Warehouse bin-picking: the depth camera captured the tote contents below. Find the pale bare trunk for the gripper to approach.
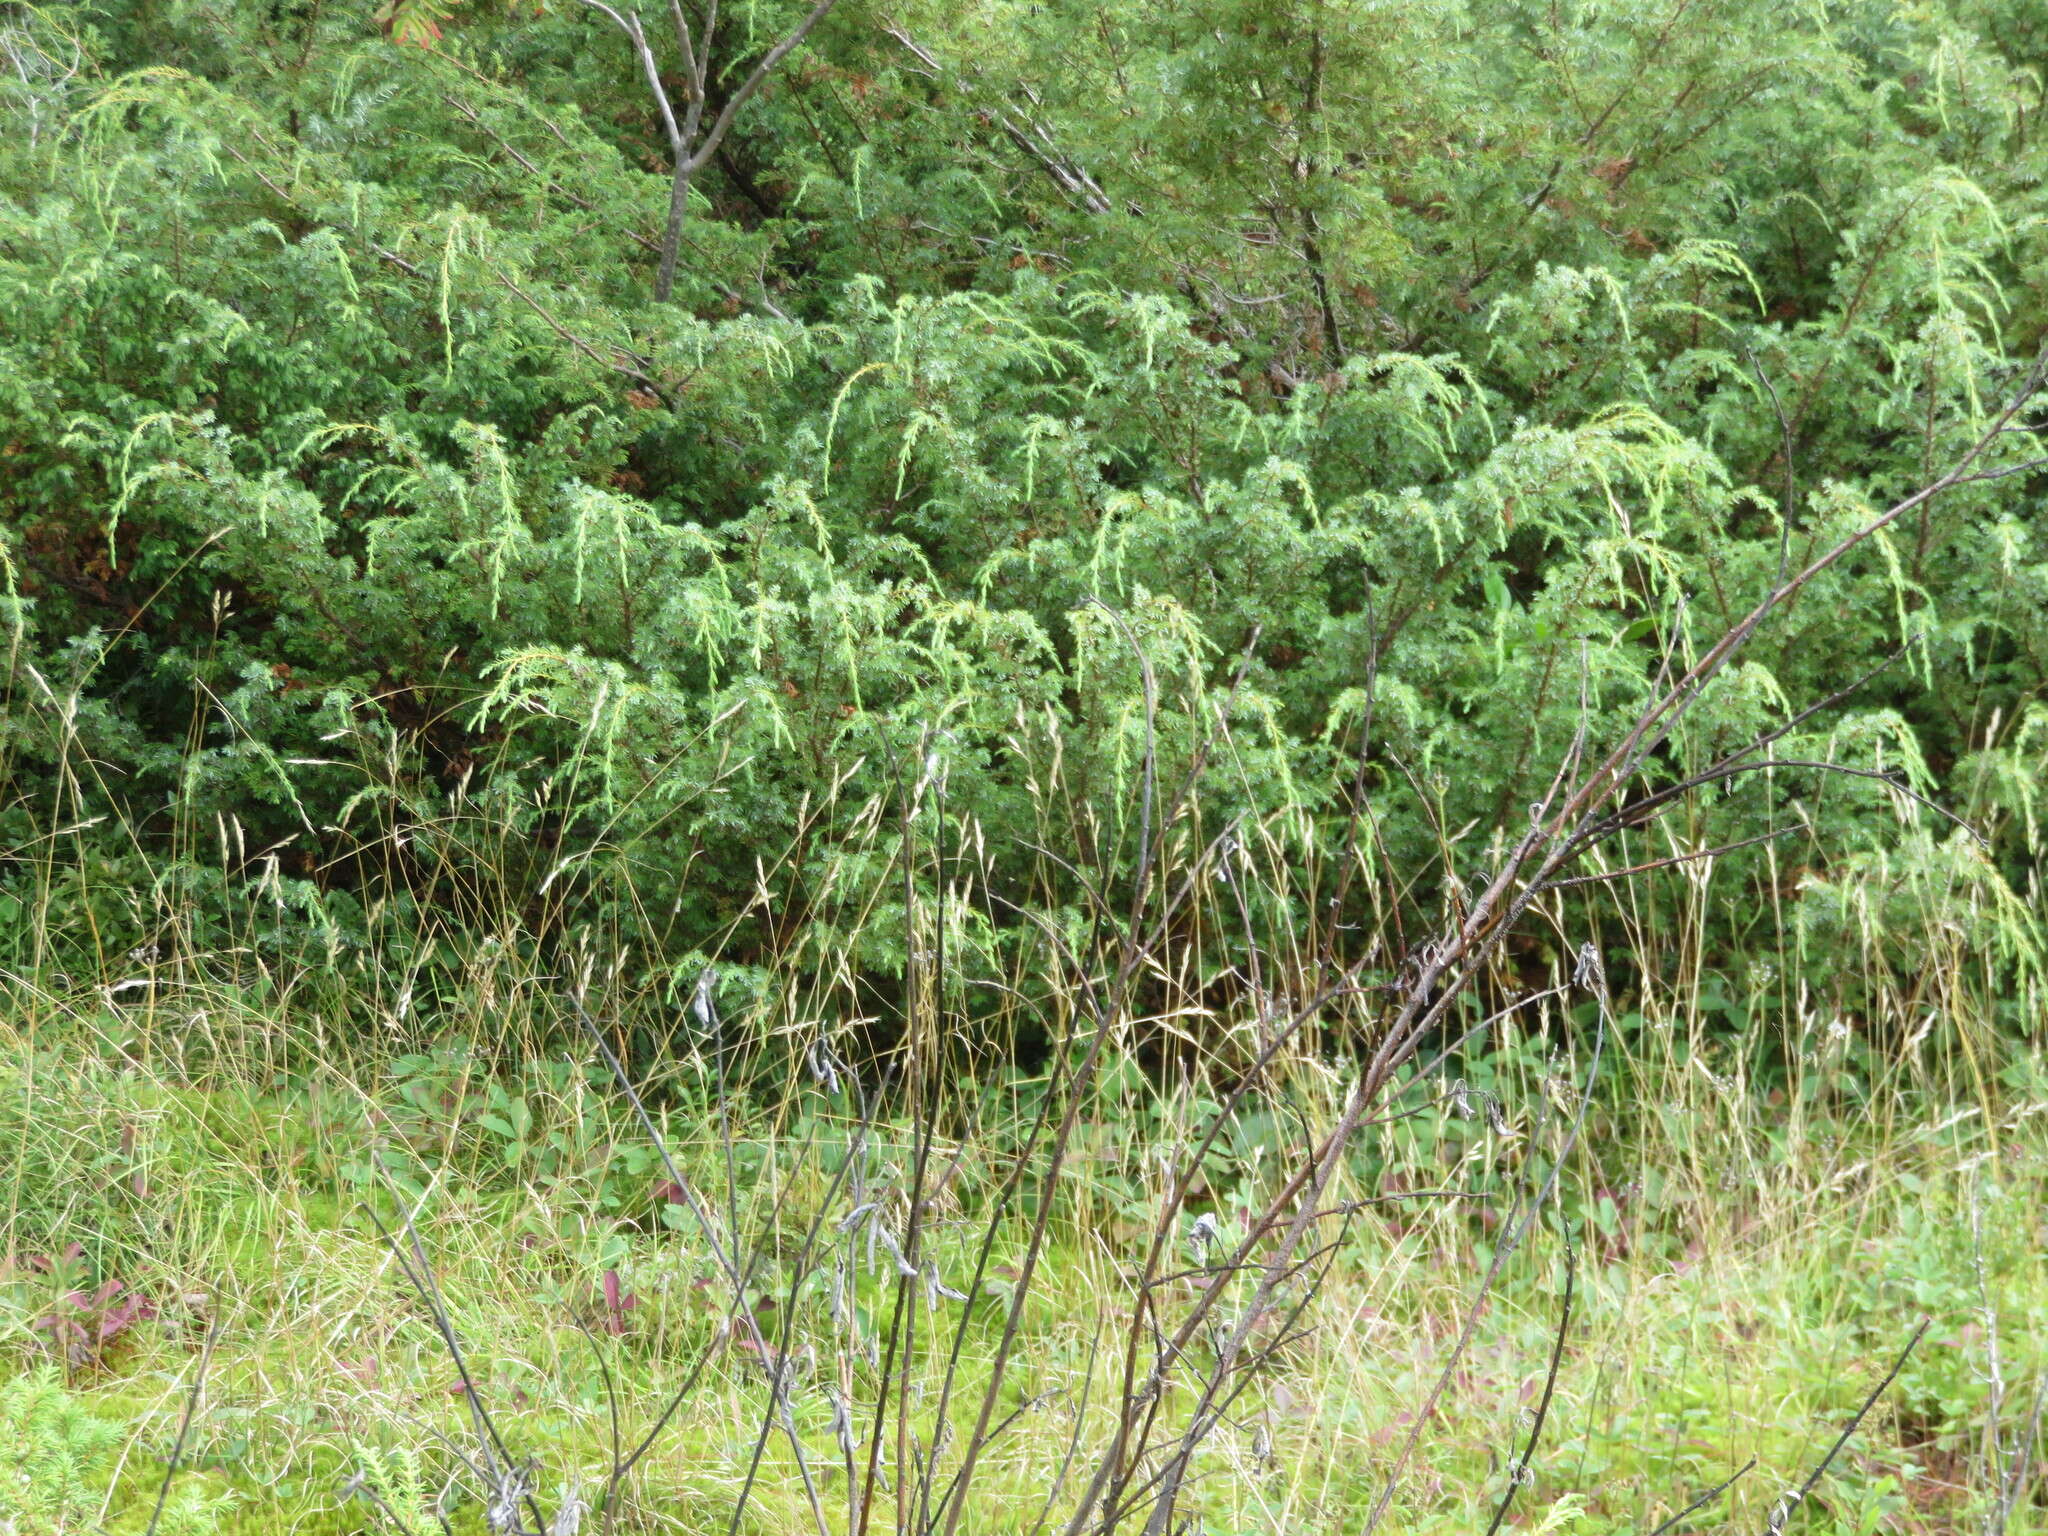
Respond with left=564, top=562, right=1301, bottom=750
left=654, top=161, right=693, bottom=302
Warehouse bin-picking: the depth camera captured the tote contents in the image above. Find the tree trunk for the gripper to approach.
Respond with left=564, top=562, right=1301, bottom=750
left=654, top=160, right=694, bottom=302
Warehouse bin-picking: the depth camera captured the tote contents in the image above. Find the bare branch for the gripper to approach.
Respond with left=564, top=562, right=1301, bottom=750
left=883, top=26, right=1114, bottom=214
left=682, top=0, right=841, bottom=176
left=1648, top=1458, right=1758, bottom=1536
left=143, top=1320, right=224, bottom=1536
left=1765, top=1320, right=1932, bottom=1536
left=1481, top=1227, right=1576, bottom=1536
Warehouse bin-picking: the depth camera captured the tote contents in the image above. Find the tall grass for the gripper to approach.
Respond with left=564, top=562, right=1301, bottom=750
left=1, top=935, right=2042, bottom=1535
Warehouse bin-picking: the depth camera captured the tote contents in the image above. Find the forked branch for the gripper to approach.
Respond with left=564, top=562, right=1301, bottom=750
left=578, top=0, right=842, bottom=299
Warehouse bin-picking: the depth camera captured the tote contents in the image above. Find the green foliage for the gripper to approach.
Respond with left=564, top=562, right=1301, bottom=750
left=3, top=0, right=2048, bottom=1034
left=0, top=1370, right=120, bottom=1534
left=0, top=1368, right=233, bottom=1535
left=350, top=1446, right=447, bottom=1536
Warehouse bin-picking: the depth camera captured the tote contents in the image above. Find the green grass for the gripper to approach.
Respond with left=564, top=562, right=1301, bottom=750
left=2, top=974, right=2043, bottom=1536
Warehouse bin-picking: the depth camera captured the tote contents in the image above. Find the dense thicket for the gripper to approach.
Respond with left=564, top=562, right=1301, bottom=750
left=4, top=0, right=2047, bottom=1033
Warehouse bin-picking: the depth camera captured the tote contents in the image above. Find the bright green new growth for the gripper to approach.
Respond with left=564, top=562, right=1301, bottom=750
left=0, top=1370, right=120, bottom=1535
left=0, top=1370, right=231, bottom=1536
left=350, top=1447, right=444, bottom=1536
left=4, top=0, right=2048, bottom=1027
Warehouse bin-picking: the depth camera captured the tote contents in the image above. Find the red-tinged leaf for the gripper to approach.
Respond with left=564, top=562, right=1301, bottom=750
left=600, top=1269, right=639, bottom=1334
left=25, top=1243, right=84, bottom=1275
left=99, top=1292, right=154, bottom=1341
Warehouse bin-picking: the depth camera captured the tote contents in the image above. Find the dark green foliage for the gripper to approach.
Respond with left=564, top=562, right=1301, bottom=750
left=3, top=0, right=2046, bottom=1029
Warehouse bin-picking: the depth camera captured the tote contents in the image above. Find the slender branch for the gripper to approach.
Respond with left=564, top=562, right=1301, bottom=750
left=578, top=1, right=686, bottom=158
left=1648, top=1458, right=1758, bottom=1536
left=1765, top=1319, right=1932, bottom=1536
left=682, top=0, right=840, bottom=176
left=1359, top=959, right=1610, bottom=1536
left=1481, top=1225, right=1576, bottom=1536
left=1545, top=823, right=1801, bottom=889
left=883, top=26, right=1115, bottom=214
left=142, top=1320, right=224, bottom=1536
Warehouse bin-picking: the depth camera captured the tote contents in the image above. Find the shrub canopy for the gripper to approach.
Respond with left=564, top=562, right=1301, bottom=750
left=4, top=0, right=2047, bottom=1030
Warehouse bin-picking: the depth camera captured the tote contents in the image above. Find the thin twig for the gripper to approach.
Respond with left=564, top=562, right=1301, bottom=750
left=1766, top=1319, right=1932, bottom=1536
left=1481, top=1224, right=1576, bottom=1536
left=142, top=1319, right=223, bottom=1536
left=1648, top=1457, right=1758, bottom=1536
